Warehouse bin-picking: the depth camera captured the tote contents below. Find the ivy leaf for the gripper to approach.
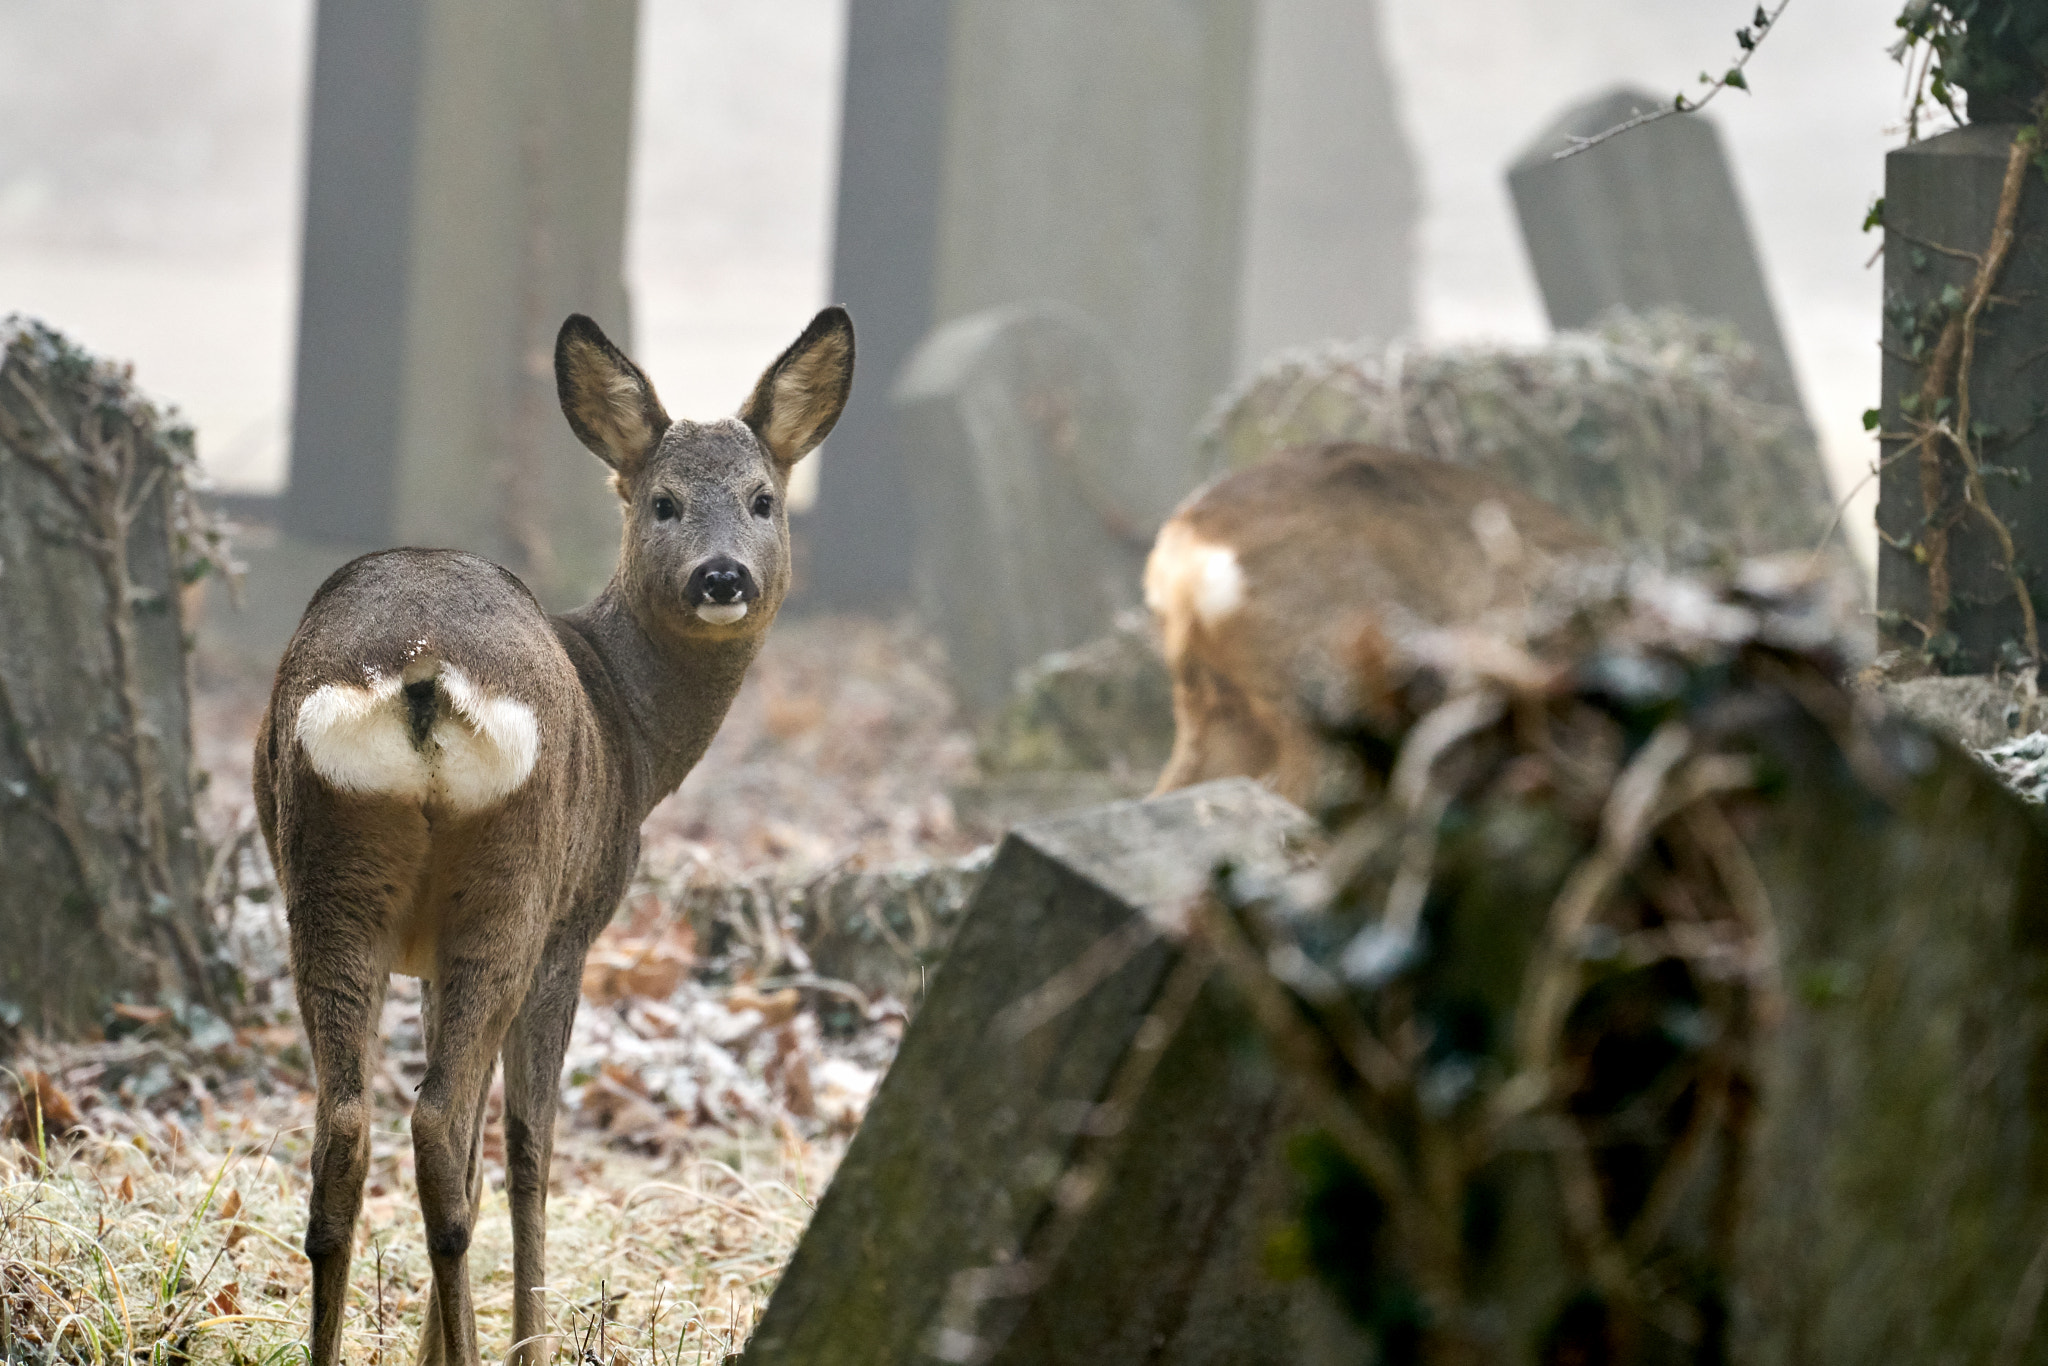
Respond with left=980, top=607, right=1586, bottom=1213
left=1736, top=26, right=1756, bottom=50
left=1863, top=408, right=1883, bottom=431
left=1863, top=197, right=1886, bottom=232
left=1724, top=68, right=1750, bottom=91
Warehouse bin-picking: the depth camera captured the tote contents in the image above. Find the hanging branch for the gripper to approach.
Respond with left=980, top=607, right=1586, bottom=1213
left=1553, top=1, right=1796, bottom=161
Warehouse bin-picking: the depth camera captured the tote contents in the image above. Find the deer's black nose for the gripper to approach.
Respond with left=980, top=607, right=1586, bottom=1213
left=687, top=556, right=756, bottom=605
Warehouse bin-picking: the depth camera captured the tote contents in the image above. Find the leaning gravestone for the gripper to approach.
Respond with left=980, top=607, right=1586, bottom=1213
left=742, top=779, right=1365, bottom=1366
left=283, top=0, right=636, bottom=610
left=0, top=320, right=232, bottom=1036
left=1508, top=87, right=1805, bottom=414
left=894, top=303, right=1157, bottom=721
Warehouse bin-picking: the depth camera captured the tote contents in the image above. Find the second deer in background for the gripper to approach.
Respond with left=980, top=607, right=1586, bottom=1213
left=1145, top=444, right=1602, bottom=807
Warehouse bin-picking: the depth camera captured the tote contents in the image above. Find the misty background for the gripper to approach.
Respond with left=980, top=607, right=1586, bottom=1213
left=0, top=0, right=1905, bottom=564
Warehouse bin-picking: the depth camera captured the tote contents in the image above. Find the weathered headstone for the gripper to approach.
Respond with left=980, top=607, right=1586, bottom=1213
left=927, top=0, right=1259, bottom=542
left=1874, top=122, right=2048, bottom=672
left=0, top=321, right=230, bottom=1036
left=1507, top=87, right=1805, bottom=413
left=1235, top=0, right=1419, bottom=368
left=742, top=779, right=1365, bottom=1366
left=1203, top=312, right=1845, bottom=570
left=284, top=0, right=636, bottom=609
left=802, top=0, right=956, bottom=610
left=893, top=303, right=1155, bottom=721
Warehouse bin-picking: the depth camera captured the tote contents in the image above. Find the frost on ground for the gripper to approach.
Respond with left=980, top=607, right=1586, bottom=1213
left=3, top=612, right=998, bottom=1362
left=1978, top=731, right=2048, bottom=805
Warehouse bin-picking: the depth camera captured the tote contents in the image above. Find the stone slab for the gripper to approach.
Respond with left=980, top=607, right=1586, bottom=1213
left=741, top=779, right=1360, bottom=1366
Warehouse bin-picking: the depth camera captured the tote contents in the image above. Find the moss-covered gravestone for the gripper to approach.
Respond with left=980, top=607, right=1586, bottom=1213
left=742, top=779, right=1366, bottom=1366
left=0, top=320, right=232, bottom=1037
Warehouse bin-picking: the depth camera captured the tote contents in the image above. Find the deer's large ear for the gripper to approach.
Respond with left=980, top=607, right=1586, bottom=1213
left=555, top=314, right=670, bottom=490
left=738, top=306, right=855, bottom=466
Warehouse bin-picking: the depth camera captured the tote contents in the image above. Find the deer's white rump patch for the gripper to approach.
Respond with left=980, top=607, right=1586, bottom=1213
left=296, top=664, right=539, bottom=813
left=433, top=665, right=540, bottom=810
left=1145, top=524, right=1245, bottom=627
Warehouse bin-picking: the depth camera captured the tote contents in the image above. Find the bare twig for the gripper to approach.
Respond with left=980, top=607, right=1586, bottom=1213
left=1553, top=0, right=1795, bottom=161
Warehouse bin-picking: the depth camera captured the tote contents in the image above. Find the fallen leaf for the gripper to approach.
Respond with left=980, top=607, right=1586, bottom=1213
left=5, top=1070, right=85, bottom=1142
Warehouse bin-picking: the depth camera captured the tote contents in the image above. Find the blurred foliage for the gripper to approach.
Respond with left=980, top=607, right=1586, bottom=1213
left=1206, top=560, right=1863, bottom=1362
left=1895, top=0, right=2048, bottom=130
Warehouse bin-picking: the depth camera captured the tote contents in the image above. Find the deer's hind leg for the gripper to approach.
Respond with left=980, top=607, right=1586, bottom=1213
left=501, top=910, right=607, bottom=1366
left=285, top=799, right=425, bottom=1366
left=410, top=840, right=556, bottom=1366
left=413, top=990, right=496, bottom=1366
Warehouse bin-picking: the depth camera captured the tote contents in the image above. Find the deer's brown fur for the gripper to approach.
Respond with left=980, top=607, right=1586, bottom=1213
left=1145, top=443, right=1600, bottom=806
left=254, top=308, right=853, bottom=1366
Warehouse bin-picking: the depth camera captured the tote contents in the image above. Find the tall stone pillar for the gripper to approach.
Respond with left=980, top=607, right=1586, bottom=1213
left=930, top=1, right=1259, bottom=525
left=1875, top=122, right=2048, bottom=670
left=283, top=0, right=636, bottom=611
left=809, top=0, right=1422, bottom=611
left=803, top=0, right=956, bottom=609
left=1235, top=0, right=1418, bottom=369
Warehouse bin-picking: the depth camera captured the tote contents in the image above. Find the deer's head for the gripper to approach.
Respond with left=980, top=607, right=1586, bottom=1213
left=553, top=308, right=854, bottom=642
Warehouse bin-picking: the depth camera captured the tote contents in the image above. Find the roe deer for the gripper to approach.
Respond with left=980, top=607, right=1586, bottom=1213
left=1144, top=443, right=1599, bottom=807
left=253, top=307, right=853, bottom=1366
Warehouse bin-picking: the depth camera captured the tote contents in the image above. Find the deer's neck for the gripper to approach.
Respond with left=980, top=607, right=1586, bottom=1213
left=559, top=587, right=762, bottom=819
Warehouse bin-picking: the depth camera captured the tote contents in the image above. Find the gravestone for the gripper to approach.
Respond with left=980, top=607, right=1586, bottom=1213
left=283, top=0, right=636, bottom=610
left=802, top=0, right=956, bottom=609
left=927, top=0, right=1259, bottom=549
left=893, top=303, right=1155, bottom=721
left=1235, top=0, right=1418, bottom=369
left=806, top=0, right=1419, bottom=607
left=1203, top=312, right=1845, bottom=570
left=0, top=321, right=227, bottom=1036
left=1507, top=87, right=1805, bottom=413
left=1874, top=122, right=2048, bottom=671
left=742, top=779, right=1364, bottom=1366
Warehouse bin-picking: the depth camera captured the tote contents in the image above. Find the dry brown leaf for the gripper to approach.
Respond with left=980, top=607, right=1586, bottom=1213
left=116, top=1172, right=136, bottom=1202
left=205, top=1281, right=241, bottom=1317
left=727, top=986, right=800, bottom=1028
left=216, top=1187, right=242, bottom=1221
left=5, top=1069, right=85, bottom=1142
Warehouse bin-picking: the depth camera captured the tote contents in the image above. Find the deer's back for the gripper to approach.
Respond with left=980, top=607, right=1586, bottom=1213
left=255, top=550, right=629, bottom=924
left=1145, top=444, right=1601, bottom=802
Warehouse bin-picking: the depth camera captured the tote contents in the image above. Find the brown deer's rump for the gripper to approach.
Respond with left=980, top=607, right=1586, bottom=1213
left=1146, top=444, right=1603, bottom=806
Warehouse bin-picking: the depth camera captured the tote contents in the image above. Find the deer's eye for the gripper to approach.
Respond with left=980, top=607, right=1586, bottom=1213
left=652, top=495, right=679, bottom=522
left=751, top=492, right=775, bottom=519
